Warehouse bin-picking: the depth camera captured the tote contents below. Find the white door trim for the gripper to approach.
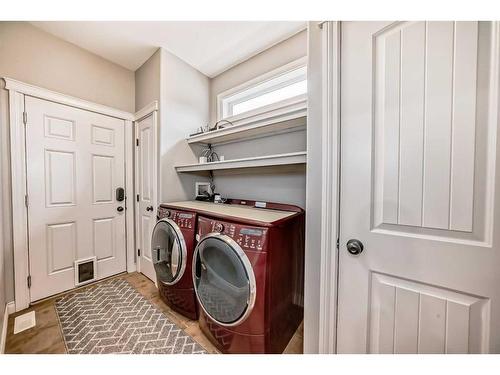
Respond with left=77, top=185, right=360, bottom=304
left=4, top=78, right=135, bottom=312
left=135, top=100, right=159, bottom=121
left=317, top=21, right=341, bottom=354
left=134, top=102, right=159, bottom=277
left=125, top=118, right=136, bottom=274
left=1, top=301, right=16, bottom=353
left=304, top=21, right=341, bottom=354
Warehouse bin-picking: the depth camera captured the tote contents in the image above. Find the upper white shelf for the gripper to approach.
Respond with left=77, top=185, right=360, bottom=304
left=175, top=151, right=307, bottom=173
left=187, top=98, right=307, bottom=145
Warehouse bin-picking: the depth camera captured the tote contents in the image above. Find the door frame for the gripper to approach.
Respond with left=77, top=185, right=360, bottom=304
left=4, top=78, right=136, bottom=312
left=133, top=101, right=159, bottom=278
left=307, top=20, right=500, bottom=354
left=304, top=21, right=341, bottom=353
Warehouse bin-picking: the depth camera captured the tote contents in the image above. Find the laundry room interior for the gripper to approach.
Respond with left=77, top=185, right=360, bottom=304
left=2, top=6, right=500, bottom=363
left=0, top=20, right=309, bottom=355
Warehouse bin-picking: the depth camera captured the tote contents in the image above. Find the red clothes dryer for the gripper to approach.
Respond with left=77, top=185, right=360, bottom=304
left=169, top=200, right=304, bottom=354
left=151, top=205, right=198, bottom=320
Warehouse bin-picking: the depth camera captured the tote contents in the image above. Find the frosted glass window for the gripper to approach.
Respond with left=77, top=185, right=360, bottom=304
left=232, top=80, right=307, bottom=116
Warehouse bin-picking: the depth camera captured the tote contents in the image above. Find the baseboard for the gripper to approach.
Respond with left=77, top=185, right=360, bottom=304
left=1, top=301, right=15, bottom=354
left=7, top=302, right=15, bottom=315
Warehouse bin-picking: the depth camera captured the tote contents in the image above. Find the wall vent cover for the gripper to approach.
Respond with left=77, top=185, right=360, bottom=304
left=74, top=256, right=97, bottom=287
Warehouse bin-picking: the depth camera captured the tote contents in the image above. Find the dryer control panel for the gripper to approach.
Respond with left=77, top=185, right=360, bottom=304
left=198, top=216, right=268, bottom=252
left=158, top=207, right=195, bottom=230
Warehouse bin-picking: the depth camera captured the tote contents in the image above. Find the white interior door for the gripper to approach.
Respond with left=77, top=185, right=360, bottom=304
left=135, top=113, right=157, bottom=282
left=26, top=96, right=127, bottom=302
left=338, top=21, right=500, bottom=353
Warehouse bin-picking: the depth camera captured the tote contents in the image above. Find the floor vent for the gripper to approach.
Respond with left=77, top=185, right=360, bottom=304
left=13, top=311, right=36, bottom=334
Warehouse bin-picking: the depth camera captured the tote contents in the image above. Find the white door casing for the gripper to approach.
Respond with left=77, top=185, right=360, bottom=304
left=25, top=96, right=127, bottom=301
left=304, top=21, right=341, bottom=354
left=337, top=21, right=500, bottom=353
left=5, top=78, right=135, bottom=312
left=135, top=109, right=158, bottom=282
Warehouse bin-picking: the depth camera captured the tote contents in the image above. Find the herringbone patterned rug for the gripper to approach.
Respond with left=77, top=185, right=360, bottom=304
left=54, top=278, right=207, bottom=354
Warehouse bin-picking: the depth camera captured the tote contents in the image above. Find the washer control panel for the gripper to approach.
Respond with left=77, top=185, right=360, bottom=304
left=236, top=227, right=266, bottom=251
left=157, top=207, right=195, bottom=230
left=198, top=216, right=268, bottom=252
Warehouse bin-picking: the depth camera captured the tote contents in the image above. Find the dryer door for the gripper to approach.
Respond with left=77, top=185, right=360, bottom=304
left=151, top=219, right=187, bottom=285
left=193, top=233, right=257, bottom=326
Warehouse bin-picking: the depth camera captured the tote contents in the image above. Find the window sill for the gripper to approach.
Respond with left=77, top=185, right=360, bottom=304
left=188, top=96, right=307, bottom=145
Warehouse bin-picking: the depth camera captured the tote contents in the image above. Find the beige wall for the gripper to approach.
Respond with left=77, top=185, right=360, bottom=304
left=0, top=22, right=135, bottom=111
left=135, top=48, right=161, bottom=112
left=0, top=21, right=136, bottom=304
left=207, top=29, right=308, bottom=208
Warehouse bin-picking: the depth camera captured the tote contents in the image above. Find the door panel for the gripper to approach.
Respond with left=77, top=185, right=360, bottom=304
left=93, top=218, right=115, bottom=260
left=338, top=21, right=500, bottom=353
left=92, top=155, right=114, bottom=203
left=136, top=113, right=157, bottom=282
left=369, top=273, right=489, bottom=353
left=26, top=96, right=127, bottom=302
left=44, top=150, right=76, bottom=206
left=372, top=21, right=489, bottom=242
left=46, top=222, right=76, bottom=274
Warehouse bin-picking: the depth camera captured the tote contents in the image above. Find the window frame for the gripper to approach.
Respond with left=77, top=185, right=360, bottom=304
left=216, top=57, right=307, bottom=122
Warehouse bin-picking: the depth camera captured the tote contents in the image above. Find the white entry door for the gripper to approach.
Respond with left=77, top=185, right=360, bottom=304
left=26, top=96, right=127, bottom=302
left=135, top=113, right=157, bottom=282
left=338, top=21, right=500, bottom=353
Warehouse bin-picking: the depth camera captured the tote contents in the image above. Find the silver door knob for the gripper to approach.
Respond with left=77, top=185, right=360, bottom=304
left=346, top=239, right=364, bottom=255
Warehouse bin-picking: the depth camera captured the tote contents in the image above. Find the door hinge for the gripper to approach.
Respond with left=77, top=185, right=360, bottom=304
left=136, top=139, right=139, bottom=146
left=137, top=249, right=141, bottom=257
left=336, top=238, right=340, bottom=250
left=24, top=194, right=29, bottom=207
left=136, top=194, right=139, bottom=202
left=23, top=111, right=27, bottom=125
left=27, top=275, right=32, bottom=289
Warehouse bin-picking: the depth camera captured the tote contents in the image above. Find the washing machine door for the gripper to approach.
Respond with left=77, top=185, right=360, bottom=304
left=151, top=219, right=187, bottom=285
left=193, top=233, right=257, bottom=326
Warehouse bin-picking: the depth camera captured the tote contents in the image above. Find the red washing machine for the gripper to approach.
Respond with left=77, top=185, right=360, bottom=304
left=151, top=205, right=199, bottom=320
left=167, top=199, right=304, bottom=354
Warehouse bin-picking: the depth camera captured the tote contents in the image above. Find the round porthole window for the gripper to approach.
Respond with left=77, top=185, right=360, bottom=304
left=193, top=233, right=256, bottom=326
left=151, top=219, right=187, bottom=285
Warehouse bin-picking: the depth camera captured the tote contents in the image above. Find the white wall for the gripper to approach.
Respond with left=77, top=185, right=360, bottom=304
left=159, top=49, right=210, bottom=202
left=0, top=21, right=136, bottom=307
left=208, top=29, right=307, bottom=208
left=209, top=30, right=307, bottom=123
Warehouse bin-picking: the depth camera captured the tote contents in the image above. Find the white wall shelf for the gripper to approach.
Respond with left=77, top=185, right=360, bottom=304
left=187, top=97, right=307, bottom=145
left=175, top=151, right=307, bottom=173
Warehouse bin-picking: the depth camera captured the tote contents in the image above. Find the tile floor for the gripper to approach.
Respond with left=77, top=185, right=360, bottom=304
left=4, top=272, right=303, bottom=354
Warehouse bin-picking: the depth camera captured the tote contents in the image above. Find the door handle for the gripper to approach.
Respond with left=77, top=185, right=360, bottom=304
left=346, top=239, right=364, bottom=255
left=146, top=206, right=154, bottom=212
left=117, top=206, right=124, bottom=212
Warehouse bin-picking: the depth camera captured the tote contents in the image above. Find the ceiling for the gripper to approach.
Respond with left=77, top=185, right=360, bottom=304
left=30, top=21, right=306, bottom=78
